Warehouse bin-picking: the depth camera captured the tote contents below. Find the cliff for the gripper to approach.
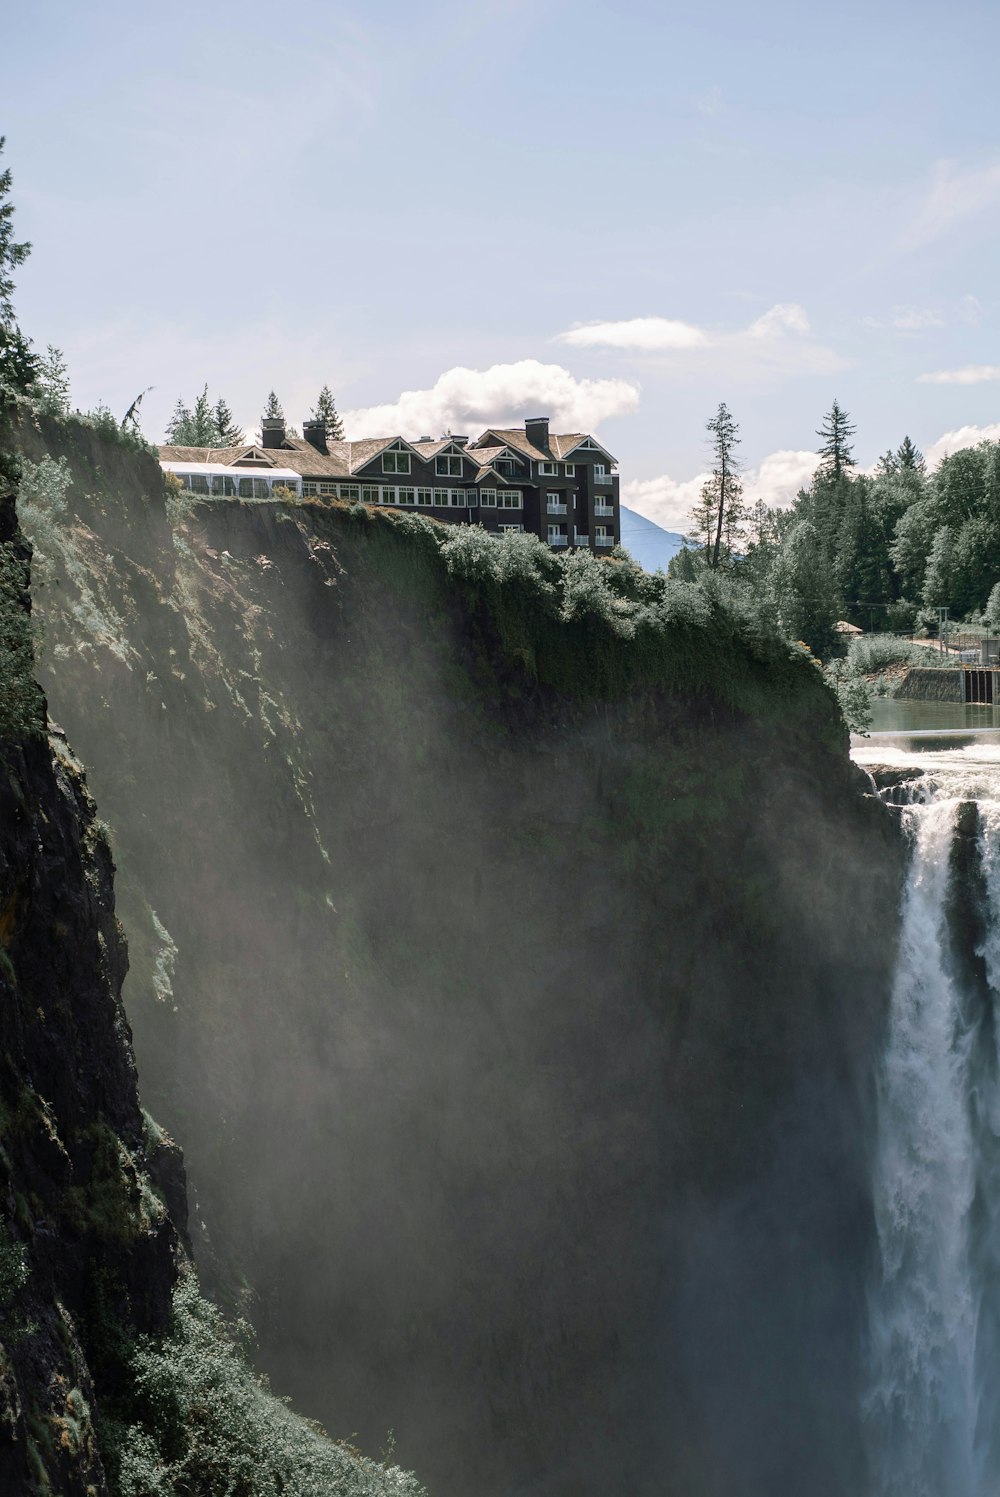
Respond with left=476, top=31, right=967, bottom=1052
left=11, top=404, right=904, bottom=1497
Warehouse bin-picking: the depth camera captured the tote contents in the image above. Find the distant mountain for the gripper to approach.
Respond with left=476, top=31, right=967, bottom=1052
left=618, top=504, right=688, bottom=573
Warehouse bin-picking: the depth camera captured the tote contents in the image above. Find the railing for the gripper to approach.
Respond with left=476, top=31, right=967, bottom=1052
left=546, top=501, right=567, bottom=515
left=574, top=532, right=590, bottom=547
left=593, top=470, right=615, bottom=486
left=548, top=534, right=569, bottom=548
left=594, top=503, right=614, bottom=517
left=595, top=534, right=614, bottom=548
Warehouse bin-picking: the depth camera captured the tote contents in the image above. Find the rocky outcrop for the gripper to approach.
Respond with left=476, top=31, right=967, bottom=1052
left=13, top=407, right=906, bottom=1497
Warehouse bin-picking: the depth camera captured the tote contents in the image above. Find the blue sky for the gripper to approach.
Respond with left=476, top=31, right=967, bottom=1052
left=7, top=0, right=1000, bottom=528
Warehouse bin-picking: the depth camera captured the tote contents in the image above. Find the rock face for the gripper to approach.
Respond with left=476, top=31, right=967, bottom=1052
left=14, top=408, right=905, bottom=1497
left=0, top=484, right=180, bottom=1490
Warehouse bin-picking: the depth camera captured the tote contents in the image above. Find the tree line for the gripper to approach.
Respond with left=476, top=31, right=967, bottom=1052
left=670, top=398, right=1000, bottom=653
left=164, top=386, right=345, bottom=448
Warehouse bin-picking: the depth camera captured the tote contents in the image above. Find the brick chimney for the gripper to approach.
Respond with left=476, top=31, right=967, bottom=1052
left=303, top=420, right=328, bottom=454
left=261, top=416, right=286, bottom=449
left=524, top=416, right=549, bottom=452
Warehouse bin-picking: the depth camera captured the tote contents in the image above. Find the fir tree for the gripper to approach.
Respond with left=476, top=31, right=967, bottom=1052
left=264, top=391, right=284, bottom=422
left=896, top=435, right=925, bottom=473
left=0, top=138, right=37, bottom=395
left=212, top=398, right=243, bottom=447
left=35, top=345, right=70, bottom=414
left=816, top=399, right=857, bottom=479
left=311, top=385, right=344, bottom=440
left=165, top=398, right=194, bottom=445
left=699, top=401, right=743, bottom=569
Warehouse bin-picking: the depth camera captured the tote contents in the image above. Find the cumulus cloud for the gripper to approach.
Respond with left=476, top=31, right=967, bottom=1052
left=925, top=424, right=1000, bottom=469
left=343, top=360, right=640, bottom=439
left=621, top=448, right=819, bottom=533
left=908, top=157, right=1000, bottom=247
left=918, top=364, right=1000, bottom=385
left=747, top=303, right=811, bottom=338
left=557, top=318, right=708, bottom=351
left=555, top=303, right=844, bottom=378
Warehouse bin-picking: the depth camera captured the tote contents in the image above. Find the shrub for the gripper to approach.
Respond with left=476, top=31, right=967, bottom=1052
left=0, top=540, right=43, bottom=741
left=846, top=633, right=956, bottom=674
left=103, top=1270, right=426, bottom=1497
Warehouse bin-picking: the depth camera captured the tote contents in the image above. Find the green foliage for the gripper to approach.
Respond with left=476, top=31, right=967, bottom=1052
left=263, top=390, right=283, bottom=422
left=845, top=633, right=956, bottom=674
left=822, top=659, right=872, bottom=734
left=104, top=1270, right=426, bottom=1497
left=311, top=385, right=344, bottom=441
left=816, top=399, right=856, bottom=479
left=33, top=346, right=70, bottom=415
left=0, top=538, right=43, bottom=740
left=166, top=387, right=244, bottom=448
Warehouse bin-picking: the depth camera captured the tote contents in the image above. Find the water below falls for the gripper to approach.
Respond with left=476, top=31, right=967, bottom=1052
left=854, top=739, right=1000, bottom=1495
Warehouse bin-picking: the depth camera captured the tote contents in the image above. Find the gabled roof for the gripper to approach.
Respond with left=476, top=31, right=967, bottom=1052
left=473, top=428, right=617, bottom=465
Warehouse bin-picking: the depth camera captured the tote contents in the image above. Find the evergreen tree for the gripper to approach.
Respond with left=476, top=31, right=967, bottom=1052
left=0, top=138, right=37, bottom=396
left=188, top=386, right=217, bottom=446
left=816, top=399, right=857, bottom=479
left=165, top=398, right=194, bottom=445
left=771, top=518, right=839, bottom=653
left=694, top=401, right=743, bottom=570
left=921, top=526, right=956, bottom=609
left=212, top=398, right=244, bottom=447
left=896, top=435, right=925, bottom=473
left=264, top=391, right=284, bottom=421
left=311, top=385, right=344, bottom=441
left=35, top=345, right=70, bottom=414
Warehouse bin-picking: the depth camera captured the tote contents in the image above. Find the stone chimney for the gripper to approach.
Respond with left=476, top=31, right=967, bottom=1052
left=524, top=416, right=549, bottom=452
left=261, top=416, right=286, bottom=449
left=303, top=420, right=328, bottom=454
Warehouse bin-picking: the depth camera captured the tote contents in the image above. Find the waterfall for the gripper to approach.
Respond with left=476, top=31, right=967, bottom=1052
left=860, top=743, right=1000, bottom=1496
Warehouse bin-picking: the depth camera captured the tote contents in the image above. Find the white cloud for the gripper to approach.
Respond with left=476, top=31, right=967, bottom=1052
left=925, top=424, right=1000, bottom=469
left=554, top=303, right=844, bottom=378
left=557, top=317, right=708, bottom=351
left=696, top=84, right=724, bottom=117
left=893, top=308, right=945, bottom=330
left=960, top=294, right=986, bottom=326
left=917, top=365, right=1000, bottom=385
left=343, top=360, right=640, bottom=439
left=747, top=303, right=811, bottom=338
left=622, top=448, right=819, bottom=533
left=908, top=157, right=1000, bottom=247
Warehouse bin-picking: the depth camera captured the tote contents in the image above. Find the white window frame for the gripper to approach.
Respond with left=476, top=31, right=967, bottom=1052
left=397, top=486, right=416, bottom=506
left=564, top=463, right=576, bottom=476
left=547, top=523, right=566, bottom=540
left=499, top=523, right=523, bottom=533
left=361, top=485, right=379, bottom=504
left=496, top=491, right=522, bottom=509
left=480, top=489, right=497, bottom=507
left=380, top=486, right=396, bottom=504
left=340, top=484, right=359, bottom=501
left=435, top=455, right=463, bottom=477
left=538, top=461, right=558, bottom=476
left=417, top=488, right=433, bottom=505
left=382, top=451, right=411, bottom=474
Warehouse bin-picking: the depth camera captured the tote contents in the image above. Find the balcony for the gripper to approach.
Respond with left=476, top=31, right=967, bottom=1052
left=546, top=501, right=567, bottom=515
left=593, top=470, right=616, bottom=486
left=574, top=532, right=590, bottom=547
left=595, top=534, right=614, bottom=548
left=594, top=503, right=614, bottom=517
left=548, top=534, right=569, bottom=548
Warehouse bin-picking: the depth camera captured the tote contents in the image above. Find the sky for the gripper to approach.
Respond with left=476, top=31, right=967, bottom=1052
left=6, top=0, right=1000, bottom=531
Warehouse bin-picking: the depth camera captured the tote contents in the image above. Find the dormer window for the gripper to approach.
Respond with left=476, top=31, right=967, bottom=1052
left=495, top=459, right=515, bottom=476
left=436, top=455, right=463, bottom=476
left=538, top=461, right=558, bottom=476
left=383, top=450, right=410, bottom=474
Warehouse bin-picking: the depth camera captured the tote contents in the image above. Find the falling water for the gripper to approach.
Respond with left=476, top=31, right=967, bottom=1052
left=855, top=740, right=1000, bottom=1496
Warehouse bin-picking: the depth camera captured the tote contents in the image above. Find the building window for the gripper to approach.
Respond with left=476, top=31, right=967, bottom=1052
left=361, top=485, right=379, bottom=504
left=495, top=459, right=515, bottom=475
left=238, top=477, right=254, bottom=498
left=189, top=474, right=209, bottom=494
left=497, top=491, right=522, bottom=508
left=319, top=482, right=337, bottom=495
left=499, top=523, right=523, bottom=532
left=303, top=480, right=319, bottom=497
left=417, top=488, right=434, bottom=505
left=380, top=487, right=395, bottom=504
left=480, top=489, right=497, bottom=506
left=397, top=487, right=416, bottom=505
left=451, top=490, right=469, bottom=507
left=436, top=455, right=463, bottom=476
left=253, top=478, right=271, bottom=499
left=341, top=484, right=359, bottom=501
left=538, top=461, right=557, bottom=476
left=383, top=451, right=410, bottom=474
left=564, top=463, right=576, bottom=476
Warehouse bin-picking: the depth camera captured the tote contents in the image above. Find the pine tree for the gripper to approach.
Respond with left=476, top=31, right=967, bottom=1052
left=311, top=385, right=344, bottom=441
left=699, top=401, right=743, bottom=570
left=35, top=345, right=70, bottom=414
left=816, top=399, right=857, bottom=480
left=165, top=398, right=194, bottom=445
left=0, top=138, right=37, bottom=396
left=188, top=386, right=217, bottom=446
left=896, top=435, right=925, bottom=473
left=212, top=398, right=243, bottom=447
left=264, top=391, right=284, bottom=421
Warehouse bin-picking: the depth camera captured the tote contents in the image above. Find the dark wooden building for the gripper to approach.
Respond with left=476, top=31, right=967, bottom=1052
left=159, top=414, right=620, bottom=551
